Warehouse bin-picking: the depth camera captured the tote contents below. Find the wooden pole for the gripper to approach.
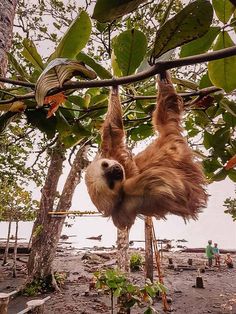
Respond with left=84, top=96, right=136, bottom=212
left=151, top=220, right=169, bottom=312
left=145, top=217, right=153, bottom=282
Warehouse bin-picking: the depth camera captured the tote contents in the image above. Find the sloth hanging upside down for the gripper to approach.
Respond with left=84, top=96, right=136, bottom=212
left=85, top=71, right=208, bottom=229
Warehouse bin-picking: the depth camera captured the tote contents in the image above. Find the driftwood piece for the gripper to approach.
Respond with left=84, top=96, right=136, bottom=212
left=0, top=291, right=17, bottom=314
left=17, top=296, right=51, bottom=314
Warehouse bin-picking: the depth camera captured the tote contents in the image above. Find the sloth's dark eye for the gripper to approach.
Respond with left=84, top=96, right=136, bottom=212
left=102, top=161, right=109, bottom=168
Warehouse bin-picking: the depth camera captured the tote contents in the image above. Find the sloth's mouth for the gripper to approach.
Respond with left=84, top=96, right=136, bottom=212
left=104, top=164, right=124, bottom=189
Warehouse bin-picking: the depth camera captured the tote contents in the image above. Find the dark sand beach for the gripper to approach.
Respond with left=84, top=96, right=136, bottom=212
left=0, top=246, right=236, bottom=314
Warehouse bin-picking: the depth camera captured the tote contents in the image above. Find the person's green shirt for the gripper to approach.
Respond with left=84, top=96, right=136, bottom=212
left=206, top=244, right=213, bottom=258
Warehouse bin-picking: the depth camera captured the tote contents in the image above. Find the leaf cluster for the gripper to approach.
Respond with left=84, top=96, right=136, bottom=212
left=94, top=268, right=166, bottom=312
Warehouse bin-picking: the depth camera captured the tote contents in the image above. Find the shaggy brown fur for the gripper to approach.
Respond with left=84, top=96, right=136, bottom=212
left=85, top=72, right=208, bottom=229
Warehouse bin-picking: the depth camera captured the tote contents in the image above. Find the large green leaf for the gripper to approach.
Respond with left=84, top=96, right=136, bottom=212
left=208, top=32, right=236, bottom=92
left=212, top=0, right=235, bottom=23
left=113, top=29, right=147, bottom=75
left=21, top=38, right=44, bottom=71
left=150, top=0, right=213, bottom=62
left=35, top=58, right=97, bottom=107
left=180, top=27, right=220, bottom=57
left=111, top=50, right=123, bottom=77
left=50, top=11, right=91, bottom=60
left=77, top=52, right=112, bottom=79
left=92, top=0, right=147, bottom=23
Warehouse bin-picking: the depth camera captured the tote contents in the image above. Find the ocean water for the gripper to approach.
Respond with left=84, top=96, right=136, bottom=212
left=0, top=180, right=235, bottom=251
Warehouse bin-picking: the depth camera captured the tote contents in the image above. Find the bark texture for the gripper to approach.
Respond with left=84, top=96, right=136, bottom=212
left=0, top=0, right=18, bottom=80
left=116, top=228, right=129, bottom=272
left=145, top=217, right=153, bottom=281
left=12, top=220, right=18, bottom=278
left=27, top=142, right=89, bottom=282
left=2, top=220, right=11, bottom=265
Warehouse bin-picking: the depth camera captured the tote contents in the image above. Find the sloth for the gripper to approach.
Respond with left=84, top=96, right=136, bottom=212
left=85, top=71, right=208, bottom=229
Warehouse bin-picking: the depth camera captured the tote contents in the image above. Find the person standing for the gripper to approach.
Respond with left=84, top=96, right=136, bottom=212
left=206, top=240, right=214, bottom=267
left=212, top=243, right=220, bottom=267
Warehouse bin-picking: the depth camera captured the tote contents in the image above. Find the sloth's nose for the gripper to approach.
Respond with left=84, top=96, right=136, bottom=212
left=113, top=164, right=121, bottom=171
left=105, top=164, right=124, bottom=180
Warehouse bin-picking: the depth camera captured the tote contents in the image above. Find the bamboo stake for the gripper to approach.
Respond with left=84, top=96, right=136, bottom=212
left=48, top=211, right=100, bottom=216
left=151, top=220, right=169, bottom=312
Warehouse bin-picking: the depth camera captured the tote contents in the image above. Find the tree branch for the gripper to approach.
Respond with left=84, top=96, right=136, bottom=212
left=0, top=46, right=235, bottom=103
left=122, top=86, right=222, bottom=104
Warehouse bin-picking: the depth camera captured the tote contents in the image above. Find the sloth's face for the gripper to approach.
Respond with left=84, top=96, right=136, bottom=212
left=85, top=158, right=125, bottom=215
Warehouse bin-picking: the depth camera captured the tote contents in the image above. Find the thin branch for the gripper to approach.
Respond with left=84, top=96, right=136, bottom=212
left=123, top=86, right=222, bottom=103
left=0, top=78, right=35, bottom=88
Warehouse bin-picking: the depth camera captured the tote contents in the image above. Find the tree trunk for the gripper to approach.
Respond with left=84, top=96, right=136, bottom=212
left=12, top=220, right=18, bottom=278
left=145, top=217, right=153, bottom=282
left=2, top=220, right=12, bottom=265
left=0, top=0, right=18, bottom=80
left=116, top=228, right=129, bottom=272
left=27, top=143, right=88, bottom=284
left=116, top=228, right=130, bottom=314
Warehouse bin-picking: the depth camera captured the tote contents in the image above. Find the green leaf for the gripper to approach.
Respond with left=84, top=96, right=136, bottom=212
left=50, top=11, right=91, bottom=60
left=90, top=94, right=108, bottom=107
left=113, top=287, right=123, bottom=297
left=113, top=29, right=147, bottom=75
left=212, top=0, right=235, bottom=23
left=62, top=135, right=85, bottom=148
left=199, top=72, right=213, bottom=89
left=203, top=158, right=222, bottom=173
left=151, top=0, right=213, bottom=61
left=210, top=169, right=227, bottom=181
left=180, top=27, right=220, bottom=57
left=22, top=38, right=44, bottom=71
left=68, top=95, right=87, bottom=108
left=213, top=127, right=230, bottom=151
left=194, top=111, right=209, bottom=127
left=208, top=32, right=236, bottom=92
left=111, top=50, right=123, bottom=77
left=92, top=0, right=147, bottom=23
left=56, top=111, right=72, bottom=137
left=172, top=77, right=198, bottom=90
left=26, top=109, right=56, bottom=139
left=223, top=112, right=236, bottom=127
left=228, top=169, right=236, bottom=182
left=220, top=99, right=236, bottom=117
left=77, top=52, right=112, bottom=79
left=72, top=122, right=90, bottom=137
left=0, top=112, right=17, bottom=133
left=130, top=124, right=153, bottom=141
left=203, top=131, right=214, bottom=149
left=7, top=53, right=30, bottom=80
